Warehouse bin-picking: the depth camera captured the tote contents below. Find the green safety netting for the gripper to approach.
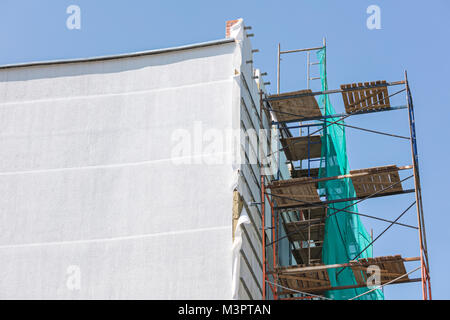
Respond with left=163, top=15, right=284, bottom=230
left=316, top=48, right=384, bottom=300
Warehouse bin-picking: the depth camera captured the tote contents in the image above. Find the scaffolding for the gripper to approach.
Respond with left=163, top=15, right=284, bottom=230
left=258, top=40, right=431, bottom=300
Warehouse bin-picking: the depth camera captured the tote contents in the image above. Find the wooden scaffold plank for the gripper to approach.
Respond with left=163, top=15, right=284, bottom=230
left=290, top=167, right=320, bottom=179
left=350, top=165, right=403, bottom=198
left=341, top=80, right=391, bottom=114
left=268, top=177, right=321, bottom=208
left=285, top=220, right=324, bottom=242
left=267, top=89, right=322, bottom=122
left=280, top=135, right=322, bottom=161
left=274, top=255, right=419, bottom=295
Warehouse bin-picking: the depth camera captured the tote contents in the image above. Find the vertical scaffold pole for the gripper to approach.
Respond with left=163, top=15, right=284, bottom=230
left=261, top=174, right=266, bottom=300
left=271, top=201, right=277, bottom=299
left=277, top=43, right=281, bottom=94
left=259, top=89, right=266, bottom=300
left=322, top=37, right=328, bottom=178
left=306, top=51, right=310, bottom=89
left=404, top=70, right=431, bottom=300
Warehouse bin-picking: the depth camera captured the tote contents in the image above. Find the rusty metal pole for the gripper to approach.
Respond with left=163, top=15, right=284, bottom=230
left=261, top=176, right=266, bottom=300
left=271, top=202, right=277, bottom=299
left=404, top=71, right=428, bottom=300
left=259, top=89, right=266, bottom=300
left=277, top=43, right=281, bottom=94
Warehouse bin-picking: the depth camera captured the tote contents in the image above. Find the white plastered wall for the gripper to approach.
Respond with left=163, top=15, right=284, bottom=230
left=0, top=41, right=239, bottom=299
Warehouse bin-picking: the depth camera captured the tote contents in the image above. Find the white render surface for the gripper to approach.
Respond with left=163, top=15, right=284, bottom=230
left=0, top=40, right=239, bottom=299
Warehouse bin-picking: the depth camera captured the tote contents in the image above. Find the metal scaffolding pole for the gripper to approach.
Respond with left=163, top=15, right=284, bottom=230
left=405, top=71, right=432, bottom=300
left=259, top=89, right=267, bottom=300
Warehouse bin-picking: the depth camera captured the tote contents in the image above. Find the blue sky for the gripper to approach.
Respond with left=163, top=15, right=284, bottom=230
left=1, top=0, right=449, bottom=300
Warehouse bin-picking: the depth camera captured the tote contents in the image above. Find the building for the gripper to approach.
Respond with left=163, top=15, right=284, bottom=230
left=0, top=19, right=288, bottom=299
left=0, top=19, right=430, bottom=300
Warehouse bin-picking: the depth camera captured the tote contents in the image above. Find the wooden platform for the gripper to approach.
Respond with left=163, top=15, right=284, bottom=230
left=286, top=207, right=326, bottom=265
left=268, top=177, right=320, bottom=208
left=351, top=256, right=411, bottom=289
left=280, top=135, right=322, bottom=161
left=268, top=89, right=322, bottom=123
left=292, top=246, right=323, bottom=266
left=301, top=207, right=327, bottom=220
left=341, top=81, right=391, bottom=114
left=350, top=165, right=403, bottom=198
left=279, top=207, right=326, bottom=219
left=290, top=167, right=320, bottom=179
left=285, top=220, right=325, bottom=243
left=276, top=262, right=330, bottom=295
left=275, top=255, right=419, bottom=295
